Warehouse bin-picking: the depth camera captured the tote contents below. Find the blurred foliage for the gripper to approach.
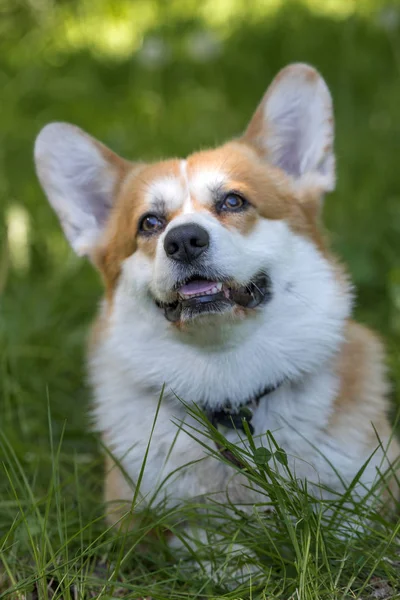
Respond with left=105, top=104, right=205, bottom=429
left=1, top=0, right=400, bottom=458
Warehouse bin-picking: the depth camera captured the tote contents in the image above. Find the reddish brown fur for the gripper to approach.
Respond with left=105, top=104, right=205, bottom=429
left=104, top=449, right=174, bottom=540
left=104, top=452, right=135, bottom=529
left=330, top=322, right=392, bottom=440
left=188, top=142, right=329, bottom=252
left=329, top=321, right=399, bottom=505
left=94, top=161, right=181, bottom=297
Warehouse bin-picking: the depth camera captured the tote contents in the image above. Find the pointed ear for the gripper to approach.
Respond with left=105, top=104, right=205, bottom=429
left=34, top=123, right=130, bottom=256
left=242, top=63, right=335, bottom=193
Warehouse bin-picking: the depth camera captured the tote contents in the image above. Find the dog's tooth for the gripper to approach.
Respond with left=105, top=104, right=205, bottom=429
left=216, top=282, right=222, bottom=291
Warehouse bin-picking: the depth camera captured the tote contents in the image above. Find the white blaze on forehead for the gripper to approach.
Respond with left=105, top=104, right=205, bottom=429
left=146, top=176, right=183, bottom=213
left=144, top=166, right=228, bottom=215
left=180, top=160, right=193, bottom=214
left=188, top=169, right=228, bottom=207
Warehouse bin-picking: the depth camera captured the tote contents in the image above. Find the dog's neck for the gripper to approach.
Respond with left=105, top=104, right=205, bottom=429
left=205, top=378, right=285, bottom=435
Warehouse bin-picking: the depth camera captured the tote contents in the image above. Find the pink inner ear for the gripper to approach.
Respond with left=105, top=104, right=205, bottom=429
left=241, top=64, right=334, bottom=192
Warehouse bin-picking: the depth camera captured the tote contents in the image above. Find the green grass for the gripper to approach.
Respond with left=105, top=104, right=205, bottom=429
left=1, top=402, right=400, bottom=599
left=1, top=0, right=400, bottom=597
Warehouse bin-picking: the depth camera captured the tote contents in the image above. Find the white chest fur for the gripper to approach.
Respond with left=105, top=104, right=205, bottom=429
left=91, top=329, right=384, bottom=509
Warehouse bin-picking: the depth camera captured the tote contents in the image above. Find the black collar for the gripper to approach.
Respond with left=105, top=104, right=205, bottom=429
left=205, top=380, right=283, bottom=435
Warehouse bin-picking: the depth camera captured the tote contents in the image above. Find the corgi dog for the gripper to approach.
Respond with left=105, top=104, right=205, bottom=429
left=35, top=64, right=399, bottom=557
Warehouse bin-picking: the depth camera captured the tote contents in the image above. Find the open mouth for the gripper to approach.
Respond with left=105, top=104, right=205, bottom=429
left=156, top=272, right=272, bottom=322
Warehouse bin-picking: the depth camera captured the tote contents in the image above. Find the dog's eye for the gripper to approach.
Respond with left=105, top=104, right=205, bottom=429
left=139, top=214, right=165, bottom=234
left=221, top=193, right=247, bottom=212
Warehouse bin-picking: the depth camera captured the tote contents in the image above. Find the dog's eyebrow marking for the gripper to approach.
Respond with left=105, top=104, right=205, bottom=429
left=189, top=169, right=227, bottom=207
left=180, top=160, right=193, bottom=214
left=146, top=176, right=182, bottom=213
left=151, top=198, right=167, bottom=215
left=208, top=181, right=225, bottom=201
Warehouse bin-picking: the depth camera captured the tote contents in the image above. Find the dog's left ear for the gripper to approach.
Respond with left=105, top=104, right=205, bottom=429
left=34, top=123, right=131, bottom=257
left=242, top=63, right=335, bottom=194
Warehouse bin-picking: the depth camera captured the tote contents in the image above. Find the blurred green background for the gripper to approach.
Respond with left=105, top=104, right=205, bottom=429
left=1, top=0, right=400, bottom=471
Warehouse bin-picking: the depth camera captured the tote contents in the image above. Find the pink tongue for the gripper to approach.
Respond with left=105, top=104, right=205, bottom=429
left=179, top=279, right=217, bottom=296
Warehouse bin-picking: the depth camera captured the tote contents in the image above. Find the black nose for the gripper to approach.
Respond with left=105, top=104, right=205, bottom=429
left=163, top=223, right=210, bottom=263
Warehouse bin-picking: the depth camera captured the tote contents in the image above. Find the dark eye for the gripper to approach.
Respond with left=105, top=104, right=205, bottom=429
left=139, top=214, right=165, bottom=234
left=221, top=193, right=247, bottom=212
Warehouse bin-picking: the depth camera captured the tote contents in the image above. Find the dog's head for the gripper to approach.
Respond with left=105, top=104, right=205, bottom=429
left=34, top=64, right=350, bottom=341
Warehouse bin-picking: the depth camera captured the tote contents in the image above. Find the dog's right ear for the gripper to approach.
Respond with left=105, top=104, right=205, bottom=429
left=34, top=123, right=130, bottom=257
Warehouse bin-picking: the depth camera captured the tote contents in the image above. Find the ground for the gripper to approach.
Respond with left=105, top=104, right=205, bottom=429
left=1, top=1, right=400, bottom=598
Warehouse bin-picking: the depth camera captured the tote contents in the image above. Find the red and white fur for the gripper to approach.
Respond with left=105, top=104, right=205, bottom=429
left=34, top=64, right=399, bottom=563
